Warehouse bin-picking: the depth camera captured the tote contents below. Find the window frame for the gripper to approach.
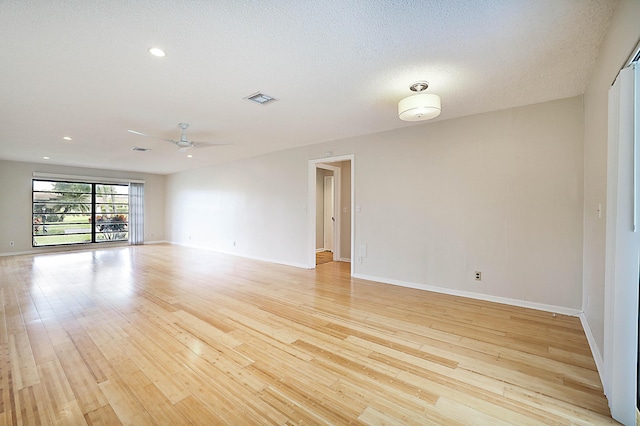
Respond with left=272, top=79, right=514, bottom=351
left=32, top=179, right=130, bottom=247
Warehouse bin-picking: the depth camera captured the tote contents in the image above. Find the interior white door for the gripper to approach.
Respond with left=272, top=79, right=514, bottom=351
left=604, top=62, right=639, bottom=426
left=323, top=175, right=334, bottom=251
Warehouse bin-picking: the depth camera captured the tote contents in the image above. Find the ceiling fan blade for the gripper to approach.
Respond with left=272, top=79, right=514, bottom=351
left=190, top=141, right=232, bottom=148
left=128, top=129, right=174, bottom=143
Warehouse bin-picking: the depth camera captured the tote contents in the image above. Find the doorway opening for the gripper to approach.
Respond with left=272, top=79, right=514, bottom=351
left=307, top=155, right=354, bottom=275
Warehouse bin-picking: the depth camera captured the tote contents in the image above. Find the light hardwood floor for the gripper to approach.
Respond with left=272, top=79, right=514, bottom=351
left=316, top=250, right=334, bottom=265
left=0, top=244, right=617, bottom=425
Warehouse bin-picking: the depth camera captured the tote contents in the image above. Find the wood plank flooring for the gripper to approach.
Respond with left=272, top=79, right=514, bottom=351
left=0, top=244, right=617, bottom=425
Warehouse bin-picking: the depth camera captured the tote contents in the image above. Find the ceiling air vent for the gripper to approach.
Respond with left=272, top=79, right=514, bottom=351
left=131, top=147, right=150, bottom=152
left=244, top=92, right=277, bottom=105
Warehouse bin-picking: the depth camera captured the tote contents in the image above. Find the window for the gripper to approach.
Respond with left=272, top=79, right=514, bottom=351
left=32, top=180, right=129, bottom=246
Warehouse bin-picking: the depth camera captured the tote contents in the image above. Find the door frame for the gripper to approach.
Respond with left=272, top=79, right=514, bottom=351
left=308, top=154, right=355, bottom=275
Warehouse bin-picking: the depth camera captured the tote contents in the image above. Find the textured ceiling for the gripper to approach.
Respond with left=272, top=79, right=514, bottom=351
left=0, top=0, right=617, bottom=175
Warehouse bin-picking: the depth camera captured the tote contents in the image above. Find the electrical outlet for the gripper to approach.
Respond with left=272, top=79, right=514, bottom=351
left=9, top=241, right=15, bottom=246
left=475, top=271, right=482, bottom=281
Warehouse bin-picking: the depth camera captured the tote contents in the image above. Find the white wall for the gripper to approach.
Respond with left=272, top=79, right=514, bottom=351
left=166, top=150, right=313, bottom=267
left=354, top=96, right=584, bottom=310
left=582, top=0, right=640, bottom=364
left=338, top=160, right=351, bottom=260
left=0, top=159, right=166, bottom=255
left=167, top=96, right=584, bottom=311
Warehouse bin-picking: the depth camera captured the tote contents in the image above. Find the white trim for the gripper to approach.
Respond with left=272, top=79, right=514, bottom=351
left=353, top=273, right=582, bottom=316
left=144, top=240, right=168, bottom=245
left=340, top=257, right=351, bottom=262
left=579, top=313, right=605, bottom=387
left=171, top=242, right=310, bottom=269
left=0, top=249, right=38, bottom=257
left=33, top=171, right=145, bottom=184
left=625, top=39, right=640, bottom=67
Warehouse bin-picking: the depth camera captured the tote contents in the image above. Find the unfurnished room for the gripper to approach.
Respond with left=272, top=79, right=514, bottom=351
left=1, top=1, right=640, bottom=424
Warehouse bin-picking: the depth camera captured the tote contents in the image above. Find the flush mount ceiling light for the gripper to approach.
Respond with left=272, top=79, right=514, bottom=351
left=398, top=81, right=441, bottom=121
left=63, top=136, right=72, bottom=141
left=148, top=47, right=166, bottom=57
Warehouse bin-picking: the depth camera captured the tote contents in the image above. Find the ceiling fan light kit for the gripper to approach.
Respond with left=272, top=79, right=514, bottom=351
left=398, top=81, right=441, bottom=121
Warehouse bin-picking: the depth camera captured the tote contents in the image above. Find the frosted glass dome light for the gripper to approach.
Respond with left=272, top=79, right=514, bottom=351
left=398, top=81, right=441, bottom=121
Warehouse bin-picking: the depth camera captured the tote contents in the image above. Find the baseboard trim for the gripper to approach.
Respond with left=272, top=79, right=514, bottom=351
left=0, top=249, right=35, bottom=257
left=352, top=273, right=582, bottom=316
left=171, top=242, right=310, bottom=269
left=579, top=313, right=605, bottom=388
left=340, top=258, right=351, bottom=262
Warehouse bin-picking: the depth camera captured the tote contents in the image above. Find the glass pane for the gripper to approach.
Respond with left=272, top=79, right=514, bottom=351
left=33, top=180, right=55, bottom=192
left=33, top=191, right=63, bottom=202
left=96, top=184, right=128, bottom=195
left=33, top=202, right=90, bottom=215
left=95, top=214, right=128, bottom=236
left=33, top=234, right=92, bottom=246
left=96, top=195, right=129, bottom=204
left=32, top=223, right=91, bottom=236
left=95, top=202, right=128, bottom=213
left=33, top=213, right=90, bottom=225
left=96, top=231, right=128, bottom=242
left=34, top=181, right=91, bottom=194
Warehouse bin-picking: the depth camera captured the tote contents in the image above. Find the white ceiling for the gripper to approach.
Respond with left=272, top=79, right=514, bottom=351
left=0, top=0, right=617, bottom=175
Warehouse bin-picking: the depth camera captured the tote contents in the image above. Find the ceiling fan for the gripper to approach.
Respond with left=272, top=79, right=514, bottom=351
left=128, top=122, right=229, bottom=151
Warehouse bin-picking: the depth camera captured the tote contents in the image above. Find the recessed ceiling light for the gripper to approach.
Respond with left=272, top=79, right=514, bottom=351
left=148, top=47, right=166, bottom=57
left=43, top=156, right=50, bottom=160
left=187, top=154, right=193, bottom=158
left=63, top=136, right=72, bottom=141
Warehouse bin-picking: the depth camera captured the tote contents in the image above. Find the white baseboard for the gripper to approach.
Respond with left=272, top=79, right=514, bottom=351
left=170, top=242, right=310, bottom=269
left=144, top=240, right=169, bottom=245
left=352, top=272, right=582, bottom=316
left=0, top=249, right=35, bottom=257
left=579, top=313, right=605, bottom=387
left=340, top=258, right=351, bottom=262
